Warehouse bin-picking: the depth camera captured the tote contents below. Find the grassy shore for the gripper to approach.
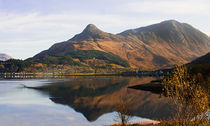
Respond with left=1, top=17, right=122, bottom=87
left=110, top=119, right=210, bottom=126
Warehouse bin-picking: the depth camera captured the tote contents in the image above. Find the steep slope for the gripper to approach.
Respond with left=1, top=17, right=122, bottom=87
left=0, top=53, right=12, bottom=61
left=29, top=20, right=210, bottom=70
left=118, top=20, right=209, bottom=69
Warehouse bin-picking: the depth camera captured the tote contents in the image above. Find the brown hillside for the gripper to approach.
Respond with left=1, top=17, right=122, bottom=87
left=31, top=20, right=210, bottom=70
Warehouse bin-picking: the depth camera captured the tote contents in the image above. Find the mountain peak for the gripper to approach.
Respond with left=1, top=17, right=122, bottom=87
left=159, top=20, right=182, bottom=27
left=119, top=19, right=184, bottom=36
left=71, top=24, right=106, bottom=41
left=83, top=24, right=103, bottom=34
left=161, top=20, right=180, bottom=24
left=86, top=24, right=97, bottom=29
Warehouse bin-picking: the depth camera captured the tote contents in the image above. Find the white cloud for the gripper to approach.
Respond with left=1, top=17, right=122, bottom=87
left=119, top=0, right=210, bottom=15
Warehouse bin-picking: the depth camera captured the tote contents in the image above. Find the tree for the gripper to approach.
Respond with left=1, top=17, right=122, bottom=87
left=162, top=66, right=208, bottom=125
left=114, top=101, right=133, bottom=126
left=0, top=64, right=5, bottom=69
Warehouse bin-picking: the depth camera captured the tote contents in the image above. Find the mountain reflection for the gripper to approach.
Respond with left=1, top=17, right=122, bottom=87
left=32, top=76, right=173, bottom=121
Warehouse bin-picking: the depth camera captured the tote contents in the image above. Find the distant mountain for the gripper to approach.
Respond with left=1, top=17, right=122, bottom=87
left=0, top=53, right=12, bottom=61
left=29, top=20, right=210, bottom=70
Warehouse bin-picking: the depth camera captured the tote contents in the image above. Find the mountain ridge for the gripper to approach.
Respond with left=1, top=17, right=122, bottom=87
left=29, top=20, right=210, bottom=70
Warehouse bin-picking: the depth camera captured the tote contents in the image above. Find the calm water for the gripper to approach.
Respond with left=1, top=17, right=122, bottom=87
left=0, top=76, right=171, bottom=126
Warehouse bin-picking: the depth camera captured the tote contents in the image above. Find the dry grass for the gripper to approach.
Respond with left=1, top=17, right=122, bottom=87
left=110, top=119, right=210, bottom=126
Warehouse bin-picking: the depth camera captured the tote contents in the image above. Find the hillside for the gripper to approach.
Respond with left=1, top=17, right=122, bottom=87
left=189, top=52, right=210, bottom=64
left=0, top=53, right=12, bottom=61
left=29, top=20, right=210, bottom=70
left=29, top=50, right=130, bottom=68
left=187, top=52, right=210, bottom=82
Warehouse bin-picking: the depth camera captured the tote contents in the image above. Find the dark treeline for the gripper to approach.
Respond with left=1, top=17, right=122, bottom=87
left=0, top=59, right=31, bottom=73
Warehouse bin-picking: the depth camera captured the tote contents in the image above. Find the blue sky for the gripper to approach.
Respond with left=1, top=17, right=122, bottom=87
left=0, top=0, right=209, bottom=59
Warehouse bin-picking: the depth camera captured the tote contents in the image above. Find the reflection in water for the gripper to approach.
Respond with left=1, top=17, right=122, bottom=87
left=32, top=76, right=173, bottom=121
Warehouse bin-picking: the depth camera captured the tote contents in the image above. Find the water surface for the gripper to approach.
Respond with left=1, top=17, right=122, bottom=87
left=0, top=77, right=171, bottom=126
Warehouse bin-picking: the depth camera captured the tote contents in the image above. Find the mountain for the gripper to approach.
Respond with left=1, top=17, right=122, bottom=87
left=189, top=52, right=210, bottom=64
left=187, top=52, right=210, bottom=82
left=0, top=53, right=12, bottom=61
left=29, top=20, right=210, bottom=70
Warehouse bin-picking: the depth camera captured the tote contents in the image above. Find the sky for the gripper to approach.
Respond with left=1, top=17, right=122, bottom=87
left=0, top=0, right=209, bottom=59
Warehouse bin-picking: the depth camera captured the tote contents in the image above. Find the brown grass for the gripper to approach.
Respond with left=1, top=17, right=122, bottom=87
left=110, top=119, right=210, bottom=126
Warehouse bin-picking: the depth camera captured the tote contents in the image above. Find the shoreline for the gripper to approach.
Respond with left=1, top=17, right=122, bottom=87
left=0, top=72, right=163, bottom=79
